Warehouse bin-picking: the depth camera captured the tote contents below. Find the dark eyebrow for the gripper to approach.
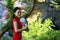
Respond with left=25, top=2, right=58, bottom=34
left=18, top=11, right=21, bottom=13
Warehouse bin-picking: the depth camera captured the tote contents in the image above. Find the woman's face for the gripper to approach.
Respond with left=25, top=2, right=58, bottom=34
left=14, top=9, right=21, bottom=18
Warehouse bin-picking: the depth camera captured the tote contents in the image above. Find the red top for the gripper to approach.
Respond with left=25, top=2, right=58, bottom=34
left=12, top=16, right=22, bottom=40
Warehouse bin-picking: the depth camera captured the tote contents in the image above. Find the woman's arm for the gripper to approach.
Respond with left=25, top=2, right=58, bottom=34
left=20, top=18, right=29, bottom=32
left=13, top=21, right=27, bottom=33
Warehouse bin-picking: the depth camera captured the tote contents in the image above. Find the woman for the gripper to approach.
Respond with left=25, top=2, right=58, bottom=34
left=12, top=7, right=27, bottom=40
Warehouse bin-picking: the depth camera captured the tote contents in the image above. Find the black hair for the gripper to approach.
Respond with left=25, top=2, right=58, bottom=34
left=13, top=7, right=21, bottom=18
left=13, top=7, right=21, bottom=13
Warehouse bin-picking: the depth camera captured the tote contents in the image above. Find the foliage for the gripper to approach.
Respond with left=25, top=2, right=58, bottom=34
left=22, top=17, right=60, bottom=40
left=0, top=0, right=60, bottom=40
left=54, top=0, right=60, bottom=5
left=0, top=0, right=35, bottom=38
left=0, top=0, right=34, bottom=30
left=50, top=0, right=60, bottom=10
left=0, top=0, right=15, bottom=38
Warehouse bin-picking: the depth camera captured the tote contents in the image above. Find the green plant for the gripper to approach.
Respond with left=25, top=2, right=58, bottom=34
left=22, top=18, right=58, bottom=40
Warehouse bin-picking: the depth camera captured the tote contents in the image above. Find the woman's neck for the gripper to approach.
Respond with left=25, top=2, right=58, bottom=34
left=15, top=15, right=20, bottom=19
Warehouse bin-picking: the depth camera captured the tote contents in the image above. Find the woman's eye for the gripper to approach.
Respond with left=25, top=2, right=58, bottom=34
left=18, top=11, right=21, bottom=13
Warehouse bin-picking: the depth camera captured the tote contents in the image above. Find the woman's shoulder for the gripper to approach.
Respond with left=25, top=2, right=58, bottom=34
left=12, top=18, right=17, bottom=22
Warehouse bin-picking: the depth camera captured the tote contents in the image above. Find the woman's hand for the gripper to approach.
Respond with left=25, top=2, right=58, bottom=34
left=25, top=27, right=29, bottom=32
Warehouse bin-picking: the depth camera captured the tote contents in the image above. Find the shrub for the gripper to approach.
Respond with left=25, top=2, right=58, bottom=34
left=22, top=18, right=60, bottom=40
